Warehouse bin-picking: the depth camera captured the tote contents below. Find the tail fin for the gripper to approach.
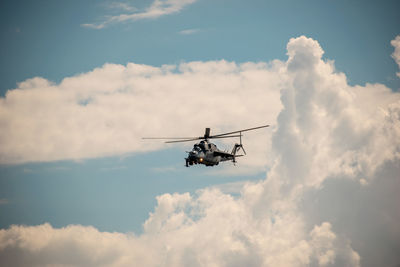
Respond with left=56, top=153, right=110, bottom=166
left=231, top=144, right=239, bottom=155
left=231, top=143, right=243, bottom=163
left=231, top=132, right=246, bottom=164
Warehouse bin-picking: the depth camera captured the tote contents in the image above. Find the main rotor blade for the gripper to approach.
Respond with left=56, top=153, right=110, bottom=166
left=210, top=125, right=269, bottom=138
left=209, top=135, right=241, bottom=139
left=142, top=137, right=200, bottom=140
left=165, top=137, right=203, bottom=143
left=143, top=125, right=269, bottom=143
left=165, top=134, right=243, bottom=143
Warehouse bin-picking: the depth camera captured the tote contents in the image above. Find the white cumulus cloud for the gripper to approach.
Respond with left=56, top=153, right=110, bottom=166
left=0, top=59, right=282, bottom=174
left=2, top=36, right=400, bottom=266
left=0, top=187, right=361, bottom=267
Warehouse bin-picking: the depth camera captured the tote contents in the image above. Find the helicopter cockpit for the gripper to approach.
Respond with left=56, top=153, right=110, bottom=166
left=193, top=141, right=206, bottom=151
left=192, top=140, right=216, bottom=153
left=192, top=144, right=202, bottom=152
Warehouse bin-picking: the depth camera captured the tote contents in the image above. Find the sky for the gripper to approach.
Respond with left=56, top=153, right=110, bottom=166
left=0, top=0, right=400, bottom=266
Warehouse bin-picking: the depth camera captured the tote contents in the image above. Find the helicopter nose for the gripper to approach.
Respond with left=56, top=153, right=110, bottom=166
left=188, top=152, right=203, bottom=161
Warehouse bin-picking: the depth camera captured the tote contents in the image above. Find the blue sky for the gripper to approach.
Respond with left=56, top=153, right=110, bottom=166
left=1, top=1, right=400, bottom=266
left=0, top=149, right=262, bottom=233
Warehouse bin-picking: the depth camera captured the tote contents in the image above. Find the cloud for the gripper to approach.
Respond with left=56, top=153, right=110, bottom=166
left=0, top=60, right=282, bottom=173
left=271, top=36, right=400, bottom=187
left=179, top=28, right=200, bottom=35
left=0, top=190, right=360, bottom=267
left=0, top=223, right=152, bottom=266
left=301, top=160, right=400, bottom=267
left=82, top=0, right=198, bottom=29
left=1, top=36, right=400, bottom=266
left=391, top=35, right=400, bottom=77
left=107, top=1, right=138, bottom=12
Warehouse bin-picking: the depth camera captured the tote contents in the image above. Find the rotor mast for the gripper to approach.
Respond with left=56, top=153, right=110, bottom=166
left=204, top=128, right=211, bottom=140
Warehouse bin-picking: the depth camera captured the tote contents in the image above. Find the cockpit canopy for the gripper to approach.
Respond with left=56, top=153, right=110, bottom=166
left=193, top=144, right=202, bottom=152
left=193, top=140, right=215, bottom=151
left=194, top=141, right=206, bottom=150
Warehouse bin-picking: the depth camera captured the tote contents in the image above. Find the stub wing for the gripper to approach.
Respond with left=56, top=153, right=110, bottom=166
left=213, top=151, right=244, bottom=161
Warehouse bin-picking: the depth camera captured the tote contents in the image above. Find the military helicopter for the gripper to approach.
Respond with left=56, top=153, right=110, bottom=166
left=143, top=125, right=269, bottom=167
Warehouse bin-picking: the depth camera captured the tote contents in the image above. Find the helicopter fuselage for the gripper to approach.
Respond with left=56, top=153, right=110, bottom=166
left=185, top=140, right=237, bottom=167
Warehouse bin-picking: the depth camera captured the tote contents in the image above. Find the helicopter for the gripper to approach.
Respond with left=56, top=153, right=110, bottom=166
left=143, top=125, right=269, bottom=167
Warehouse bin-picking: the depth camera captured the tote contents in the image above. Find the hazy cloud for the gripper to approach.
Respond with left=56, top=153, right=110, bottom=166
left=179, top=28, right=200, bottom=35
left=82, top=0, right=198, bottom=29
left=301, top=161, right=400, bottom=267
left=1, top=36, right=399, bottom=266
left=391, top=35, right=400, bottom=77
left=107, top=1, right=138, bottom=12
